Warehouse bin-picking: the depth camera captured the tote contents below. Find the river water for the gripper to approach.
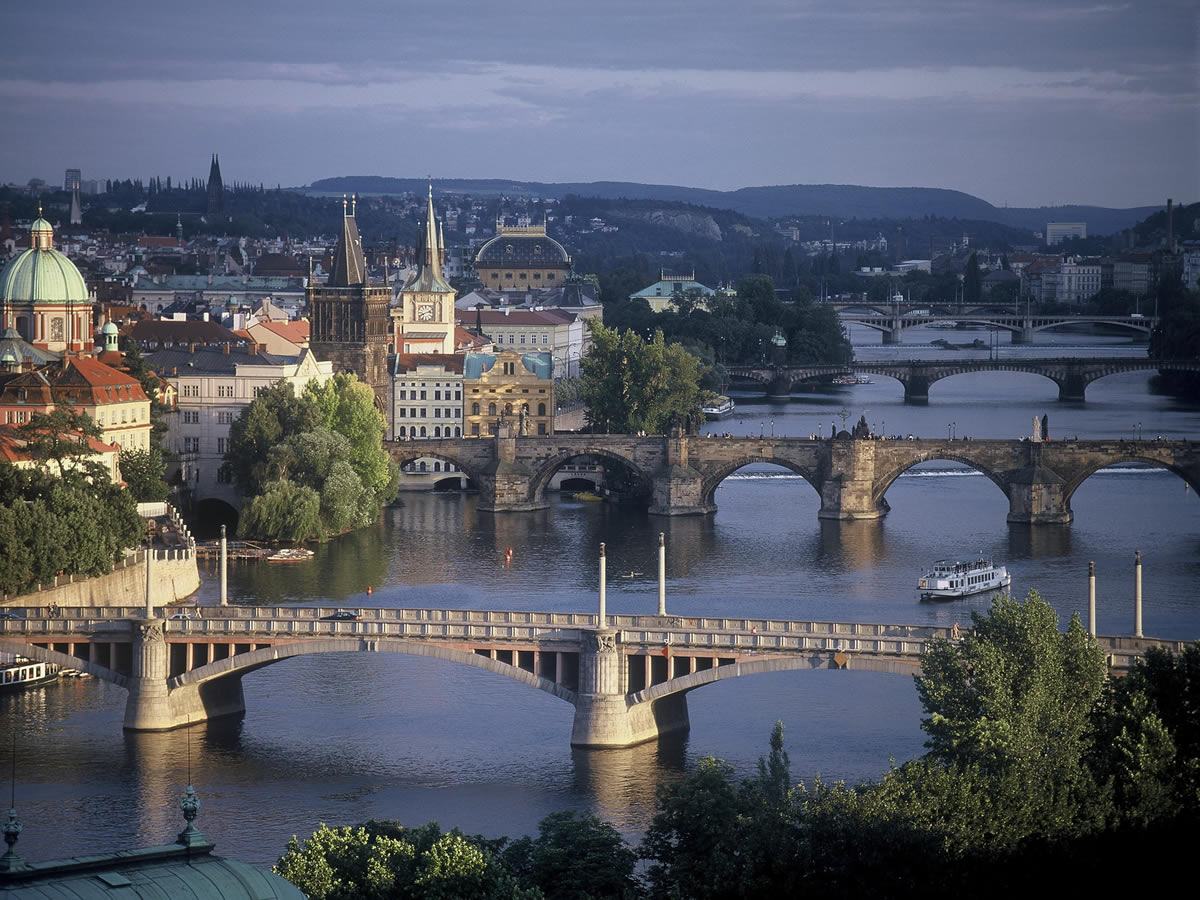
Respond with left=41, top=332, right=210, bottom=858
left=5, top=326, right=1199, bottom=866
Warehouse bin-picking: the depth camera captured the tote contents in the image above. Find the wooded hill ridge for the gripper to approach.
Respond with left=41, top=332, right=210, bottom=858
left=304, top=176, right=1162, bottom=235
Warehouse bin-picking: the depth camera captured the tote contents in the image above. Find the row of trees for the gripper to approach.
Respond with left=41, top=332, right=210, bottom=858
left=274, top=592, right=1198, bottom=897
left=0, top=411, right=143, bottom=594
left=224, top=375, right=399, bottom=542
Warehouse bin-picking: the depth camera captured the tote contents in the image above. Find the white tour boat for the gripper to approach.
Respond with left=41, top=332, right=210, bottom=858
left=1, top=654, right=59, bottom=692
left=702, top=396, right=736, bottom=419
left=918, top=558, right=1011, bottom=601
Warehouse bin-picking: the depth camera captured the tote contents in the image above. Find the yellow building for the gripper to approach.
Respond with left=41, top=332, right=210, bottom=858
left=463, top=350, right=554, bottom=436
left=473, top=224, right=572, bottom=291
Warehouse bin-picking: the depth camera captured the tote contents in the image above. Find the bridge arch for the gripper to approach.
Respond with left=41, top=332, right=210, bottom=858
left=628, top=652, right=922, bottom=705
left=386, top=445, right=484, bottom=487
left=171, top=638, right=579, bottom=705
left=1061, top=455, right=1200, bottom=504
left=527, top=449, right=650, bottom=505
left=0, top=640, right=128, bottom=688
left=699, top=457, right=821, bottom=509
left=871, top=452, right=1011, bottom=508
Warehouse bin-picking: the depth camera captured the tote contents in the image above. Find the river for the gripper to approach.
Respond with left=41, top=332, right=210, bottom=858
left=4, top=325, right=1198, bottom=866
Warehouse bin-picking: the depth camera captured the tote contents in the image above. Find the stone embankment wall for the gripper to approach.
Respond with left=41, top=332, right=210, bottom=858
left=1, top=503, right=201, bottom=609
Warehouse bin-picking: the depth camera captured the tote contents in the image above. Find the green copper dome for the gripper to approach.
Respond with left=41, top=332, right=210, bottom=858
left=0, top=246, right=90, bottom=306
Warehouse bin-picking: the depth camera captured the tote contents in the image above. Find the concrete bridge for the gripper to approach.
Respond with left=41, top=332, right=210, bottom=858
left=727, top=358, right=1200, bottom=401
left=383, top=432, right=1199, bottom=522
left=837, top=311, right=1156, bottom=345
left=1, top=606, right=1181, bottom=747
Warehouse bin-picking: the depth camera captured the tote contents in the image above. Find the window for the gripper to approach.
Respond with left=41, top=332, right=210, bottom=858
left=398, top=425, right=407, bottom=437
left=505, top=273, right=513, bottom=280
left=537, top=423, right=547, bottom=435
left=472, top=402, right=480, bottom=415
left=410, top=408, right=417, bottom=418
left=488, top=403, right=496, bottom=416
left=184, top=437, right=200, bottom=453
left=519, top=273, right=527, bottom=280
left=419, top=427, right=427, bottom=438
left=434, top=461, right=442, bottom=471
left=434, top=408, right=442, bottom=418
left=454, top=427, right=461, bottom=437
left=454, top=390, right=461, bottom=401
left=420, top=408, right=427, bottom=418
left=397, top=389, right=406, bottom=400
left=183, top=384, right=199, bottom=397
left=444, top=408, right=452, bottom=418
left=217, top=411, right=234, bottom=425
left=434, top=426, right=442, bottom=437
left=420, top=390, right=427, bottom=400
left=419, top=460, right=427, bottom=471
left=398, top=408, right=407, bottom=418
left=217, top=438, right=228, bottom=453
left=508, top=334, right=515, bottom=344
left=183, top=411, right=199, bottom=424
left=217, top=467, right=231, bottom=484
left=547, top=273, right=555, bottom=280
left=472, top=424, right=480, bottom=435
left=541, top=334, right=548, bottom=344
left=519, top=334, right=526, bottom=344
left=538, top=403, right=546, bottom=416
left=217, top=384, right=234, bottom=398
left=434, top=390, right=441, bottom=400
left=533, top=273, right=541, bottom=280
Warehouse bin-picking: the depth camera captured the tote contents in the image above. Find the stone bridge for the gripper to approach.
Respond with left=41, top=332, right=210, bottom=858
left=838, top=312, right=1156, bottom=346
left=384, top=432, right=1200, bottom=522
left=728, top=358, right=1200, bottom=401
left=1, top=607, right=1180, bottom=747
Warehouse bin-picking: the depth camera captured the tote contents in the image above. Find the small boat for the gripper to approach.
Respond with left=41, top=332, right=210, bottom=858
left=266, top=548, right=314, bottom=562
left=919, top=558, right=1011, bottom=601
left=702, top=396, right=736, bottom=419
left=620, top=571, right=644, bottom=579
left=1, top=655, right=59, bottom=692
left=571, top=491, right=603, bottom=502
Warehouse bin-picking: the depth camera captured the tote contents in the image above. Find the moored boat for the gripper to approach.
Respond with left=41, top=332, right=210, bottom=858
left=702, top=396, right=736, bottom=419
left=919, top=558, right=1011, bottom=601
left=1, top=655, right=59, bottom=691
left=266, top=548, right=315, bottom=562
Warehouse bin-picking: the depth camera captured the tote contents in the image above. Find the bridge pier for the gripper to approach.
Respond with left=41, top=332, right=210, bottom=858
left=123, top=619, right=246, bottom=731
left=571, top=630, right=690, bottom=748
left=1057, top=373, right=1087, bottom=403
left=882, top=325, right=904, bottom=345
left=476, top=425, right=549, bottom=513
left=1012, top=324, right=1034, bottom=344
left=901, top=375, right=930, bottom=404
left=818, top=440, right=891, bottom=520
left=766, top=376, right=793, bottom=398
left=1004, top=468, right=1073, bottom=525
left=649, top=428, right=712, bottom=515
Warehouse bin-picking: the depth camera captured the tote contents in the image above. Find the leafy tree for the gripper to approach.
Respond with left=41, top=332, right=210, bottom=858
left=225, top=381, right=323, bottom=495
left=962, top=252, right=982, bottom=305
left=17, top=407, right=103, bottom=477
left=119, top=446, right=169, bottom=502
left=580, top=323, right=709, bottom=434
left=239, top=479, right=323, bottom=542
left=517, top=810, right=639, bottom=900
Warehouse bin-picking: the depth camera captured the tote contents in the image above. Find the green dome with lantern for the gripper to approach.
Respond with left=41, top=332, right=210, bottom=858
left=0, top=214, right=89, bottom=306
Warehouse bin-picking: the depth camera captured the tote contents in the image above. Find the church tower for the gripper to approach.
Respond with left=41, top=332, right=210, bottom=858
left=393, top=184, right=456, bottom=354
left=207, top=154, right=224, bottom=215
left=308, top=195, right=391, bottom=405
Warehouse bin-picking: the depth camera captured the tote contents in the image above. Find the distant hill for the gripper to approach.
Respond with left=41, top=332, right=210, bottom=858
left=303, top=177, right=1162, bottom=236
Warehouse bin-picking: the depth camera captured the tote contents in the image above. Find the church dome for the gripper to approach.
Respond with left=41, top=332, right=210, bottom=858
left=0, top=218, right=89, bottom=306
left=475, top=228, right=571, bottom=268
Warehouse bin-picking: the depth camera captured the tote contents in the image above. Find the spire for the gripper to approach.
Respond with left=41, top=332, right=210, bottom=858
left=326, top=196, right=367, bottom=287
left=400, top=182, right=454, bottom=295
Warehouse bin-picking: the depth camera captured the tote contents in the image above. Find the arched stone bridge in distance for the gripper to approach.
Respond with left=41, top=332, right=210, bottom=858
left=1, top=607, right=1182, bottom=748
left=837, top=312, right=1156, bottom=347
left=383, top=432, right=1200, bottom=523
left=727, top=358, right=1200, bottom=402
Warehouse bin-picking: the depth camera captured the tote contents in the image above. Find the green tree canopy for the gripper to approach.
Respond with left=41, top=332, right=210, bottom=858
left=580, top=322, right=709, bottom=433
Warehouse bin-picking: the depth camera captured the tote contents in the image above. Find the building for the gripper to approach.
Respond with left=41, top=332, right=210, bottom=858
left=207, top=153, right=224, bottom=215
left=463, top=350, right=554, bottom=437
left=307, top=196, right=392, bottom=405
left=1184, top=249, right=1200, bottom=292
left=473, top=223, right=572, bottom=291
left=131, top=273, right=307, bottom=315
left=630, top=270, right=716, bottom=313
left=63, top=168, right=81, bottom=192
left=1055, top=257, right=1102, bottom=305
left=454, top=306, right=586, bottom=378
left=393, top=186, right=457, bottom=355
left=0, top=422, right=121, bottom=483
left=1046, top=222, right=1087, bottom=246
left=0, top=213, right=93, bottom=353
left=145, top=345, right=332, bottom=507
left=391, top=353, right=464, bottom=441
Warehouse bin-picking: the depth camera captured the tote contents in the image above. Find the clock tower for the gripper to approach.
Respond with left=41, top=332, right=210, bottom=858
left=393, top=185, right=455, bottom=354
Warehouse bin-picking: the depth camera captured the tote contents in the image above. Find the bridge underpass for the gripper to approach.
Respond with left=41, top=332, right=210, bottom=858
left=1, top=607, right=1182, bottom=747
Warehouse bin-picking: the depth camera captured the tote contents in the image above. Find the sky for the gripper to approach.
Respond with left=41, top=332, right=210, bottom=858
left=2, top=0, right=1196, bottom=209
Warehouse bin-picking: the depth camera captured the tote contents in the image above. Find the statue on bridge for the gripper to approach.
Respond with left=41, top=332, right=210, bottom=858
left=852, top=414, right=871, bottom=440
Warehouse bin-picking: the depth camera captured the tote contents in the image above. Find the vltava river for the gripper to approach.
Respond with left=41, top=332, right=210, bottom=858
left=5, top=327, right=1198, bottom=866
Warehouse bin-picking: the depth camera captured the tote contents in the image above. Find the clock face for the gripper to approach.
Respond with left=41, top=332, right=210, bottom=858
left=417, top=304, right=434, bottom=321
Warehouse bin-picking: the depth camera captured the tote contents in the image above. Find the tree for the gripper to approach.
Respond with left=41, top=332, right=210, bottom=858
left=239, top=479, right=322, bottom=542
left=17, top=407, right=103, bottom=477
left=962, top=252, right=982, bottom=305
left=119, top=446, right=169, bottom=502
left=517, top=810, right=639, bottom=900
left=580, top=322, right=708, bottom=434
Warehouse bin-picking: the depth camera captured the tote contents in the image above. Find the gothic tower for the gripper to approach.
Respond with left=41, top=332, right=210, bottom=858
left=207, top=154, right=224, bottom=215
left=393, top=184, right=456, bottom=354
left=308, top=195, right=391, bottom=405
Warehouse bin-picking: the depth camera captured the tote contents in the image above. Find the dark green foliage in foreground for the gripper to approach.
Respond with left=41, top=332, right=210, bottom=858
left=0, top=457, right=142, bottom=595
left=276, top=593, right=1198, bottom=899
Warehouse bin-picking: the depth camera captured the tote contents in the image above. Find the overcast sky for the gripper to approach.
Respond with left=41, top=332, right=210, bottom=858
left=2, top=0, right=1195, bottom=208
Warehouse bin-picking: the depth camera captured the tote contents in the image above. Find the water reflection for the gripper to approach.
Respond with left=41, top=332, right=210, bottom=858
left=570, top=734, right=689, bottom=828
left=1008, top=523, right=1073, bottom=560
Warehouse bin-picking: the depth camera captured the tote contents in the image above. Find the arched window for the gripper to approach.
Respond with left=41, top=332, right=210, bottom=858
left=434, top=461, right=442, bottom=472
left=434, top=426, right=442, bottom=437
left=488, top=402, right=496, bottom=416
left=504, top=403, right=512, bottom=416
left=419, top=426, right=427, bottom=437
left=472, top=402, right=480, bottom=415
left=398, top=425, right=406, bottom=437
left=454, top=426, right=461, bottom=437
left=419, top=460, right=427, bottom=471
left=538, top=403, right=546, bottom=416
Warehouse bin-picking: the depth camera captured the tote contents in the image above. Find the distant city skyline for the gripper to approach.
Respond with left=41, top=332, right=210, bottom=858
left=1, top=0, right=1195, bottom=210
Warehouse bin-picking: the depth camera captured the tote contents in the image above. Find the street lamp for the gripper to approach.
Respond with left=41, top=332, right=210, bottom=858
left=770, top=419, right=775, bottom=437
left=948, top=423, right=952, bottom=440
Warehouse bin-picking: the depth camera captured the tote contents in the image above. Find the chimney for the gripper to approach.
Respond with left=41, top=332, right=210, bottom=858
left=189, top=342, right=197, bottom=354
left=1166, top=198, right=1174, bottom=253
left=223, top=342, right=231, bottom=355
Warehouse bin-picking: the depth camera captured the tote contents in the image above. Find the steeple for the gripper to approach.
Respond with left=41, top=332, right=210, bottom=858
left=206, top=154, right=224, bottom=215
left=402, top=184, right=453, bottom=294
left=68, top=187, right=82, bottom=226
left=326, top=194, right=368, bottom=287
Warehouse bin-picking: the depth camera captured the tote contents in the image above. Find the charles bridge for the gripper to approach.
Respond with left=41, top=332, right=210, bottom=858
left=383, top=431, right=1199, bottom=524
left=726, top=357, right=1200, bottom=401
left=1, top=606, right=1181, bottom=747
